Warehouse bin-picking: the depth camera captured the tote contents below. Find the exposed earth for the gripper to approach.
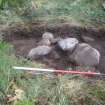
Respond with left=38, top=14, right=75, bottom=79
left=3, top=23, right=105, bottom=73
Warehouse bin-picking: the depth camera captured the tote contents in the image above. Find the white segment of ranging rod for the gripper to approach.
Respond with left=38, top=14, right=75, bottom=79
left=13, top=66, right=54, bottom=72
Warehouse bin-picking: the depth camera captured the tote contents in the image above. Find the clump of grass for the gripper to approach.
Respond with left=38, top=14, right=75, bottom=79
left=61, top=78, right=105, bottom=105
left=0, top=41, right=44, bottom=104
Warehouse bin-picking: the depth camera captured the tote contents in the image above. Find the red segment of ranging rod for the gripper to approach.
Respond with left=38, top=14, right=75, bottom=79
left=54, top=69, right=100, bottom=75
left=13, top=66, right=101, bottom=76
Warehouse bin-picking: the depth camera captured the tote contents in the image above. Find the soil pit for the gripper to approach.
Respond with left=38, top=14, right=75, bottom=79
left=4, top=23, right=105, bottom=73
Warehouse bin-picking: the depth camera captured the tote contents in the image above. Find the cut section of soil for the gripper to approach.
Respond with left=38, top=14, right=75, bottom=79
left=3, top=23, right=105, bottom=73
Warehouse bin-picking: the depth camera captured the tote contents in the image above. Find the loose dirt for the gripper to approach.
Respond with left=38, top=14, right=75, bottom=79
left=3, top=23, right=105, bottom=73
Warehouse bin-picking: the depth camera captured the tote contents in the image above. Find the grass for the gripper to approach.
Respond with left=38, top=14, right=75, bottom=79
left=34, top=0, right=105, bottom=27
left=0, top=41, right=105, bottom=105
left=0, top=0, right=105, bottom=28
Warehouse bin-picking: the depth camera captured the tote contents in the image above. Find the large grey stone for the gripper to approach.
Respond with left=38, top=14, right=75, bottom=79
left=28, top=46, right=52, bottom=59
left=69, top=43, right=100, bottom=66
left=58, top=38, right=79, bottom=52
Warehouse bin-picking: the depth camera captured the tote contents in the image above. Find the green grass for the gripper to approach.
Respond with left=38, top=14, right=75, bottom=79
left=0, top=41, right=44, bottom=105
left=0, top=0, right=105, bottom=28
left=1, top=41, right=105, bottom=105
left=33, top=0, right=105, bottom=27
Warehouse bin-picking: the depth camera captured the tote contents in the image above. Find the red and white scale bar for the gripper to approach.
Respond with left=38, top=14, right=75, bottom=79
left=13, top=66, right=102, bottom=76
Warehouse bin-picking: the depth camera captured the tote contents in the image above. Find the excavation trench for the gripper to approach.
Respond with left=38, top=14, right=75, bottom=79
left=3, top=23, right=105, bottom=73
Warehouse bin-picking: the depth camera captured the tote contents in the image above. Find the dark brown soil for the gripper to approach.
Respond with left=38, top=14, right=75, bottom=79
left=3, top=23, right=105, bottom=73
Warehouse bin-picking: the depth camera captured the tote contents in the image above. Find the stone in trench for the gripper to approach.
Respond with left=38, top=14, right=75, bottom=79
left=28, top=46, right=52, bottom=59
left=42, top=32, right=54, bottom=41
left=82, top=36, right=95, bottom=42
left=69, top=43, right=100, bottom=66
left=102, top=1, right=105, bottom=9
left=58, top=38, right=79, bottom=52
